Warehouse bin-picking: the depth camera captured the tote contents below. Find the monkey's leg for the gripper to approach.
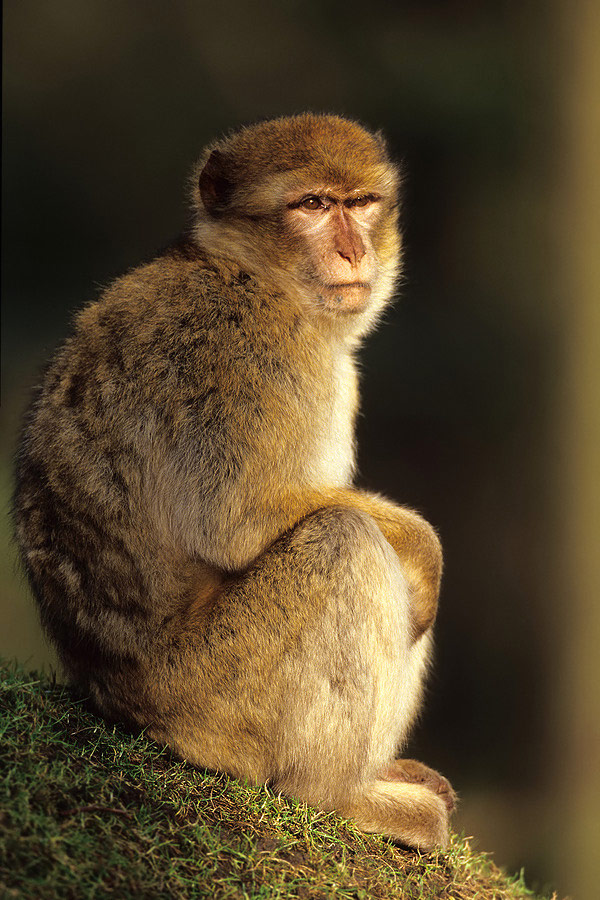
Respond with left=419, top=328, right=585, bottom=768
left=171, top=505, right=448, bottom=849
left=268, top=506, right=449, bottom=849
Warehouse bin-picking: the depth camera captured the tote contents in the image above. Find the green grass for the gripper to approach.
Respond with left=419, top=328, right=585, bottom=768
left=0, top=661, right=559, bottom=900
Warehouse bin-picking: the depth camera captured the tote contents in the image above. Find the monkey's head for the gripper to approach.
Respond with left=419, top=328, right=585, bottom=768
left=192, top=114, right=401, bottom=329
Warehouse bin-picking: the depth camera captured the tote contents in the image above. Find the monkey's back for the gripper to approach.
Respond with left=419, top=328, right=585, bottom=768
left=13, top=243, right=346, bottom=716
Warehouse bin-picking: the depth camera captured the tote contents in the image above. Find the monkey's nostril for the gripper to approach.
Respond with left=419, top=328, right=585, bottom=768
left=338, top=249, right=361, bottom=266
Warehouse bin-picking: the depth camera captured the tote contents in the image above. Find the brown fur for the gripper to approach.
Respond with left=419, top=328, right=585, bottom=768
left=14, top=114, right=452, bottom=850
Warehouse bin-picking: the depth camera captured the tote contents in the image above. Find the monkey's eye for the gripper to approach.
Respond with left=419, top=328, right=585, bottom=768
left=345, top=195, right=373, bottom=208
left=299, top=196, right=325, bottom=211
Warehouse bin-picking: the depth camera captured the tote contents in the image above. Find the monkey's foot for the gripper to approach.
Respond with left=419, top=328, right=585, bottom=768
left=382, top=758, right=457, bottom=814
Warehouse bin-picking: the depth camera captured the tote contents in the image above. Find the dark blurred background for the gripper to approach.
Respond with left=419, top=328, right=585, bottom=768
left=2, top=2, right=599, bottom=898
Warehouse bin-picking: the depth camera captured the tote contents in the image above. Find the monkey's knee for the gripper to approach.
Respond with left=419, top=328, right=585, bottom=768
left=298, top=505, right=406, bottom=593
left=313, top=504, right=440, bottom=642
left=300, top=504, right=375, bottom=545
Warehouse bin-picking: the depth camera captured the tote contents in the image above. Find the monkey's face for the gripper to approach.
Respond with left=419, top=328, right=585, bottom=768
left=284, top=189, right=385, bottom=315
left=193, top=114, right=402, bottom=322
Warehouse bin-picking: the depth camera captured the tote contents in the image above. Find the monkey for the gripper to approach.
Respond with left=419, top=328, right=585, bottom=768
left=13, top=113, right=455, bottom=850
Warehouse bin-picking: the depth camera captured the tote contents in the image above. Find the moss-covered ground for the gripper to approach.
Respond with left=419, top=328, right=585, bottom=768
left=0, top=662, right=560, bottom=899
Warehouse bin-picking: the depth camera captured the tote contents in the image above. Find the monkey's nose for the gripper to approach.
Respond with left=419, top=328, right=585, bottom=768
left=336, top=239, right=366, bottom=268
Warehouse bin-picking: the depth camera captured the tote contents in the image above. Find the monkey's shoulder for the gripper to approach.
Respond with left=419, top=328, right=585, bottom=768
left=72, top=241, right=307, bottom=359
left=33, top=242, right=328, bottom=432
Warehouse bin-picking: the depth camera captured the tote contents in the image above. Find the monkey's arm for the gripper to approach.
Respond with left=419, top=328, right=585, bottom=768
left=164, top=458, right=439, bottom=639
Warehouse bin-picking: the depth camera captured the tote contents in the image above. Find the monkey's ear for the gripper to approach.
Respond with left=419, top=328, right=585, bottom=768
left=199, top=150, right=234, bottom=216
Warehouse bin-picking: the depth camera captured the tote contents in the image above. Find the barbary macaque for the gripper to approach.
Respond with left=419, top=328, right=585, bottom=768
left=14, top=114, right=455, bottom=849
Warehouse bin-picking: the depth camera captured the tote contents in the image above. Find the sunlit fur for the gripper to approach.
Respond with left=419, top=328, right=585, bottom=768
left=14, top=114, right=454, bottom=851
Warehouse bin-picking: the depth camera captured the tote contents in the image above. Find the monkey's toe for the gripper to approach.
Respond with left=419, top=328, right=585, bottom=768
left=382, top=758, right=457, bottom=814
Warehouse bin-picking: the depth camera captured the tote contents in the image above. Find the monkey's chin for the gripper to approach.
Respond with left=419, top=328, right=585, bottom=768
left=318, top=282, right=372, bottom=314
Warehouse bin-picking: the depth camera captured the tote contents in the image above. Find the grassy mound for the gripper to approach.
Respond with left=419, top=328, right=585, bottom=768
left=0, top=661, right=558, bottom=899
